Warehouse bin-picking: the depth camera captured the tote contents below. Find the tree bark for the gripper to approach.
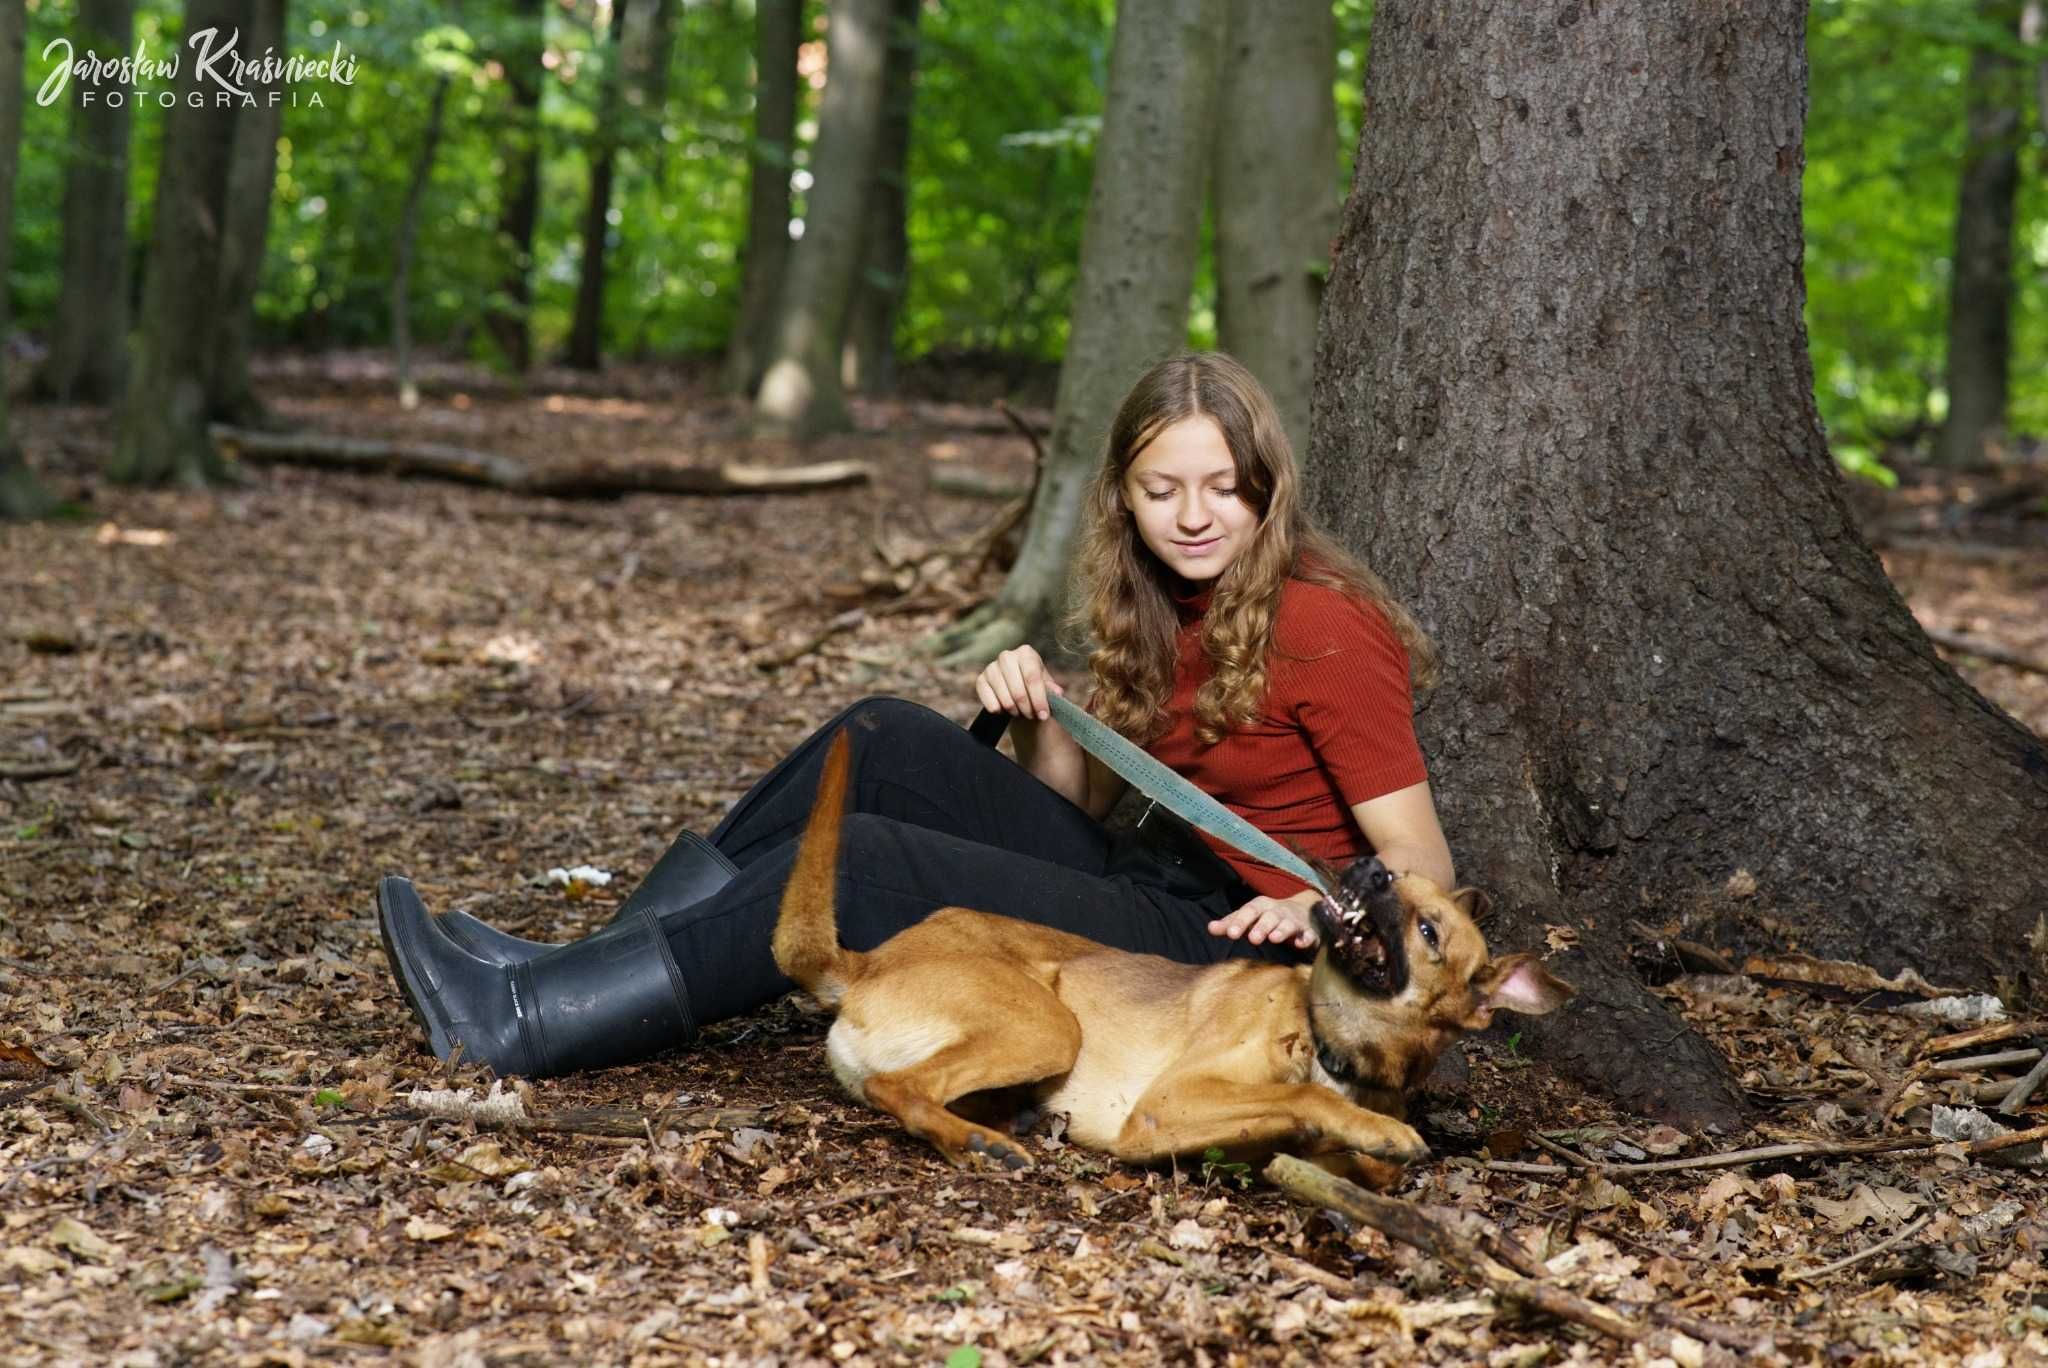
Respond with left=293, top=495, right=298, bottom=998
left=109, top=0, right=252, bottom=487
left=0, top=0, right=48, bottom=519
left=210, top=0, right=287, bottom=427
left=393, top=73, right=452, bottom=411
left=1213, top=0, right=1337, bottom=461
left=1307, top=1, right=2048, bottom=1129
left=1934, top=0, right=2024, bottom=468
left=32, top=0, right=134, bottom=406
left=840, top=0, right=920, bottom=398
left=722, top=0, right=802, bottom=397
left=920, top=0, right=1227, bottom=662
left=566, top=0, right=630, bottom=372
left=752, top=0, right=893, bottom=438
left=482, top=0, right=544, bottom=373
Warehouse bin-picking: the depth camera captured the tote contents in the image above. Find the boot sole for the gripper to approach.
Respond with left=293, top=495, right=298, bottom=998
left=376, top=876, right=457, bottom=1062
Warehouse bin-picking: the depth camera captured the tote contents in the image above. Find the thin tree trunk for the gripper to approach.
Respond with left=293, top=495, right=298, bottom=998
left=210, top=0, right=288, bottom=428
left=1308, top=0, right=2048, bottom=1128
left=920, top=0, right=1228, bottom=662
left=32, top=0, right=133, bottom=406
left=840, top=0, right=919, bottom=398
left=109, top=0, right=252, bottom=487
left=752, top=0, right=893, bottom=438
left=1935, top=0, right=2025, bottom=468
left=2028, top=3, right=2048, bottom=142
left=567, top=0, right=630, bottom=371
left=1213, top=0, right=1336, bottom=462
left=393, top=73, right=452, bottom=411
left=0, top=0, right=48, bottom=518
left=723, top=0, right=802, bottom=397
left=482, top=0, right=544, bottom=373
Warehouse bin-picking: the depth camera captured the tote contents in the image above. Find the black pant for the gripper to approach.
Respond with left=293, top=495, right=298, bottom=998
left=661, top=695, right=1304, bottom=1029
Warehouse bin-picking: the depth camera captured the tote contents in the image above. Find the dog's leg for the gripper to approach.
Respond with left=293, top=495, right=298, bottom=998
left=859, top=986, right=1082, bottom=1171
left=1105, top=1078, right=1428, bottom=1167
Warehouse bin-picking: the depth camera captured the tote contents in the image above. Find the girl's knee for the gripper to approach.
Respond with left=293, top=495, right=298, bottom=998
left=838, top=696, right=969, bottom=751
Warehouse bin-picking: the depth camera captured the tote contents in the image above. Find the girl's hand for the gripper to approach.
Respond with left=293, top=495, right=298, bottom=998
left=1207, top=893, right=1320, bottom=949
left=975, top=645, right=1067, bottom=721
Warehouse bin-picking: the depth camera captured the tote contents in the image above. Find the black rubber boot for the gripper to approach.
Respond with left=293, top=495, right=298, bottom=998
left=436, top=829, right=740, bottom=967
left=376, top=875, right=694, bottom=1076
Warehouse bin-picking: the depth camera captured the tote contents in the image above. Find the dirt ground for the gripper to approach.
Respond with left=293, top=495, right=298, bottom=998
left=4, top=358, right=2047, bottom=1366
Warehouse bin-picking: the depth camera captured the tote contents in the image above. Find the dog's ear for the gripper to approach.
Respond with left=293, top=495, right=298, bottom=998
left=1461, top=953, right=1573, bottom=1029
left=1449, top=886, right=1493, bottom=924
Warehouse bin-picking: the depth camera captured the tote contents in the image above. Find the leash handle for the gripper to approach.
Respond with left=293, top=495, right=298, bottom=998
left=968, top=708, right=1011, bottom=749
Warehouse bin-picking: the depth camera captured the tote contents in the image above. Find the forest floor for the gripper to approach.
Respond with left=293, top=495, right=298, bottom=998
left=3, top=355, right=2047, bottom=1367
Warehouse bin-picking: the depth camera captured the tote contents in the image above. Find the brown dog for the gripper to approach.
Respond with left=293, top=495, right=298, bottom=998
left=772, top=729, right=1572, bottom=1179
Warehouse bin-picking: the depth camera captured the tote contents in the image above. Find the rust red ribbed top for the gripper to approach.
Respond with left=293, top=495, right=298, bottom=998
left=1126, top=574, right=1429, bottom=899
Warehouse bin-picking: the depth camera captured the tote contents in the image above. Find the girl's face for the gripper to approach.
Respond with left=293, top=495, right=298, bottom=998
left=1120, top=416, right=1258, bottom=582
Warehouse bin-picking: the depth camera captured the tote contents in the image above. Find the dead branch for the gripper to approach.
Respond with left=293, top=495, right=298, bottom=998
left=1264, top=1154, right=1649, bottom=1345
left=1785, top=1212, right=1934, bottom=1283
left=213, top=425, right=871, bottom=498
left=1925, top=628, right=2048, bottom=678
left=1921, top=1020, right=2044, bottom=1058
left=361, top=1104, right=773, bottom=1140
left=1998, top=1053, right=2048, bottom=1114
left=1481, top=1134, right=1939, bottom=1177
left=0, top=758, right=82, bottom=781
left=753, top=610, right=868, bottom=672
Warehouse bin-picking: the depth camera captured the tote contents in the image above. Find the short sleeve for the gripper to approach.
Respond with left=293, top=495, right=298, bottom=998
left=1281, top=590, right=1429, bottom=806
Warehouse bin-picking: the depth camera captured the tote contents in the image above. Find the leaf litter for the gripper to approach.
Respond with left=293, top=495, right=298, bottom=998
left=2, top=362, right=2046, bottom=1364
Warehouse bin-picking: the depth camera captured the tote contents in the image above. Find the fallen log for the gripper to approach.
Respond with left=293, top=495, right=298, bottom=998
left=212, top=425, right=871, bottom=498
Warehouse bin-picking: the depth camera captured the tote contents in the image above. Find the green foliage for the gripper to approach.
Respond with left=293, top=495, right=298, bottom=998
left=1805, top=0, right=2048, bottom=459
left=1198, top=1145, right=1252, bottom=1189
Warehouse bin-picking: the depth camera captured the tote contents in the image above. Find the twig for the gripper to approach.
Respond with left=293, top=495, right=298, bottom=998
left=1784, top=1212, right=1934, bottom=1283
left=754, top=610, right=867, bottom=672
left=796, top=1183, right=918, bottom=1216
left=1482, top=1134, right=1938, bottom=1177
left=1963, top=1120, right=2048, bottom=1156
left=1528, top=1132, right=1594, bottom=1168
left=0, top=1127, right=129, bottom=1197
left=1925, top=628, right=2048, bottom=677
left=1265, top=1154, right=1651, bottom=1345
left=0, top=758, right=81, bottom=781
left=1920, top=1020, right=2043, bottom=1058
left=1999, top=1053, right=2048, bottom=1115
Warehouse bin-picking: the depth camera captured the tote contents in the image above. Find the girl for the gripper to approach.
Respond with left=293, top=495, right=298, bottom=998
left=377, top=352, right=1452, bottom=1078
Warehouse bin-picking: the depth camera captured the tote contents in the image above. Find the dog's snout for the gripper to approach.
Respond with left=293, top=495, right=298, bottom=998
left=1367, top=861, right=1392, bottom=894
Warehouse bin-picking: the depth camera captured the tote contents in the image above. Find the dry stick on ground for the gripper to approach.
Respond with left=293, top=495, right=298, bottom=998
left=213, top=426, right=872, bottom=498
left=1481, top=1134, right=1942, bottom=1178
left=0, top=758, right=82, bottom=781
left=1921, top=1020, right=2045, bottom=1058
left=754, top=609, right=868, bottom=672
left=1264, top=1155, right=1650, bottom=1345
left=1925, top=627, right=2048, bottom=678
left=1785, top=1211, right=1936, bottom=1284
left=1998, top=1052, right=2048, bottom=1115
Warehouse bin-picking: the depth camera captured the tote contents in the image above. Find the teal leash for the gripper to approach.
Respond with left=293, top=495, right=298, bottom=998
left=1045, top=694, right=1334, bottom=899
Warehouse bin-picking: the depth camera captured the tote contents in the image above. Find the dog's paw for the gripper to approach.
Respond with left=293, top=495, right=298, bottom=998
left=1354, top=1121, right=1429, bottom=1165
left=966, top=1130, right=1033, bottom=1171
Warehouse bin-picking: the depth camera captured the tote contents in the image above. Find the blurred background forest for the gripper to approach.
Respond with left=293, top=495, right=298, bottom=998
left=2, top=0, right=2045, bottom=485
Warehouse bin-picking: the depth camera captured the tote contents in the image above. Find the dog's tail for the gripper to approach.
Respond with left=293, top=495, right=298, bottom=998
left=771, top=727, right=860, bottom=1007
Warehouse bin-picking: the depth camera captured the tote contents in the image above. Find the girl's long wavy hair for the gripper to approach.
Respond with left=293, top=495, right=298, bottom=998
left=1064, top=351, right=1438, bottom=747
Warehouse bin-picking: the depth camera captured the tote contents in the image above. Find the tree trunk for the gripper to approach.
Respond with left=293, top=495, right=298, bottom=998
left=32, top=0, right=133, bottom=406
left=393, top=73, right=452, bottom=411
left=840, top=0, right=920, bottom=398
left=1307, top=0, right=2048, bottom=1130
left=920, top=0, right=1227, bottom=662
left=482, top=0, right=544, bottom=373
left=1213, top=0, right=1336, bottom=461
left=566, top=0, right=630, bottom=372
left=752, top=0, right=893, bottom=439
left=2028, top=3, right=2048, bottom=143
left=109, top=0, right=251, bottom=487
left=722, top=0, right=802, bottom=397
left=0, top=0, right=47, bottom=519
left=210, top=0, right=288, bottom=427
left=1934, top=0, right=2024, bottom=468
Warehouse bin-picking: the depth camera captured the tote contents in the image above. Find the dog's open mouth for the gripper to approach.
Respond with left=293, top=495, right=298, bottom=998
left=1311, top=858, right=1409, bottom=998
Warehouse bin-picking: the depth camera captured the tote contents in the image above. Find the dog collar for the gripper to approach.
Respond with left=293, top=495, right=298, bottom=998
left=1307, top=1004, right=1363, bottom=1089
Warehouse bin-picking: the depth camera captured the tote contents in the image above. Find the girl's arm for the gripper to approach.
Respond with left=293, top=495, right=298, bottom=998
left=1350, top=779, right=1454, bottom=889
